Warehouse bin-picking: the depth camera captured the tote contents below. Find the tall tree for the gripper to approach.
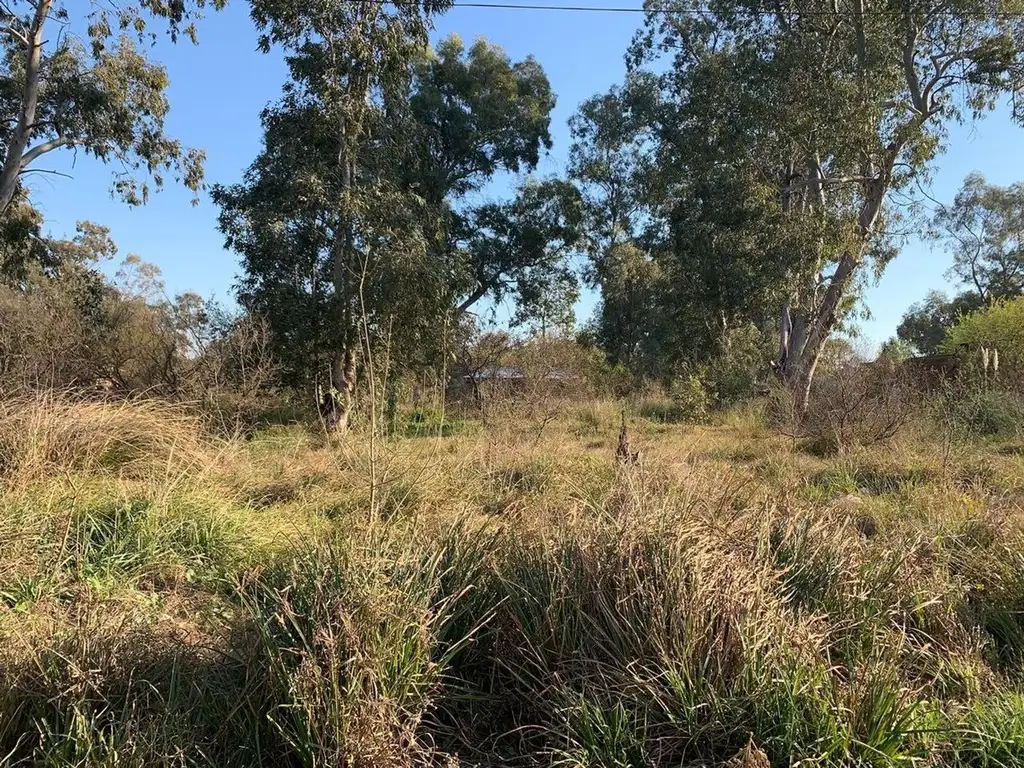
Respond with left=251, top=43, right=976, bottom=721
left=587, top=241, right=665, bottom=373
left=0, top=0, right=224, bottom=218
left=225, top=0, right=454, bottom=432
left=628, top=0, right=1024, bottom=411
left=567, top=78, right=652, bottom=266
left=216, top=31, right=566, bottom=427
left=400, top=35, right=553, bottom=209
left=396, top=34, right=558, bottom=318
left=568, top=73, right=834, bottom=378
left=214, top=92, right=434, bottom=410
left=568, top=77, right=661, bottom=371
left=932, top=173, right=1024, bottom=302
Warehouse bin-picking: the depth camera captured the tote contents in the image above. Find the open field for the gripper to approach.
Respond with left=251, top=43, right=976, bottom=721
left=2, top=395, right=1024, bottom=766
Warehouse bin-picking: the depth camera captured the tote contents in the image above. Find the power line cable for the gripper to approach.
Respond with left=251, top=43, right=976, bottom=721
left=443, top=0, right=1024, bottom=17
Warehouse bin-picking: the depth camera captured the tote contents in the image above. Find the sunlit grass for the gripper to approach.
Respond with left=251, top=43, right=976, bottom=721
left=2, top=394, right=1024, bottom=765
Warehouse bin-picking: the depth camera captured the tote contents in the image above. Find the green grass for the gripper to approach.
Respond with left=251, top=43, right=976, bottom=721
left=4, top=394, right=1024, bottom=765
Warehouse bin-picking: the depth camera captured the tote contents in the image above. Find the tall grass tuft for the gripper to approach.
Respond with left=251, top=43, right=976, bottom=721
left=236, top=529, right=483, bottom=767
left=0, top=394, right=208, bottom=490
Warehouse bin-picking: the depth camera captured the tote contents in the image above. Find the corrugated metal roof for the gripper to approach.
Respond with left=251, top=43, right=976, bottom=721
left=465, top=366, right=572, bottom=381
left=467, top=366, right=526, bottom=380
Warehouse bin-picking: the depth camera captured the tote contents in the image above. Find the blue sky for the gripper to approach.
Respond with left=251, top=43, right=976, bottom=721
left=27, top=2, right=1024, bottom=349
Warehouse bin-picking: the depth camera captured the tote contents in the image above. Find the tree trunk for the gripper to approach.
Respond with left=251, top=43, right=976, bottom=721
left=779, top=253, right=857, bottom=416
left=0, top=0, right=52, bottom=218
left=320, top=55, right=364, bottom=432
left=322, top=338, right=357, bottom=432
left=322, top=157, right=359, bottom=433
left=778, top=174, right=888, bottom=415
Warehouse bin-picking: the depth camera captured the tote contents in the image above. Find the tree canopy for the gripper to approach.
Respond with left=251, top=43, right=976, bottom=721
left=0, top=0, right=226, bottom=218
left=560, top=0, right=1024, bottom=407
left=897, top=290, right=985, bottom=355
left=214, top=25, right=578, bottom=425
left=944, top=296, right=1024, bottom=378
left=931, top=173, right=1024, bottom=303
left=4, top=0, right=1024, bottom=419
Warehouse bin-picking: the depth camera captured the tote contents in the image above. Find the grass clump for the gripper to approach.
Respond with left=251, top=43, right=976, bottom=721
left=0, top=395, right=207, bottom=490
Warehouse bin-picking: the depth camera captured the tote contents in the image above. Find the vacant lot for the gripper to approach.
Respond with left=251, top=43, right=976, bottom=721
left=2, top=395, right=1024, bottom=766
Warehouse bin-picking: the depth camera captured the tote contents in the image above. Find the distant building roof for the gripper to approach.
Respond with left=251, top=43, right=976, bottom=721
left=465, top=365, right=572, bottom=381
left=468, top=365, right=526, bottom=381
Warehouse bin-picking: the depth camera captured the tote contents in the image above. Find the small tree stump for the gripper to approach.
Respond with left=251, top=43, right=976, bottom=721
left=616, top=412, right=641, bottom=465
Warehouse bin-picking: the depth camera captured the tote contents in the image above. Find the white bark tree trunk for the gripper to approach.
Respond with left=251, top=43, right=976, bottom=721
left=780, top=176, right=889, bottom=414
left=0, top=0, right=54, bottom=218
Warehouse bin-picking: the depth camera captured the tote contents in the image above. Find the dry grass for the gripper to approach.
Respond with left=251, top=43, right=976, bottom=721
left=0, top=394, right=209, bottom=491
left=1, top=394, right=1024, bottom=766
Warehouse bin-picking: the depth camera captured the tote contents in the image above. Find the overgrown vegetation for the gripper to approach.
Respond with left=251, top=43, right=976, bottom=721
left=0, top=392, right=1022, bottom=766
left=3, top=0, right=1024, bottom=764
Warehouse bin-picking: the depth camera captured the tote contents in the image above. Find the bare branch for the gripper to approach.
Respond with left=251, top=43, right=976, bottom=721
left=19, top=166, right=73, bottom=180
left=20, top=135, right=73, bottom=167
left=2, top=23, right=29, bottom=45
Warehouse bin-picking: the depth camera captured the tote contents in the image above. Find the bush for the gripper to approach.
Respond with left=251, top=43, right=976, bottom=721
left=772, top=363, right=916, bottom=454
left=669, top=374, right=714, bottom=423
left=944, top=296, right=1024, bottom=384
left=700, top=325, right=775, bottom=407
left=939, top=386, right=1024, bottom=439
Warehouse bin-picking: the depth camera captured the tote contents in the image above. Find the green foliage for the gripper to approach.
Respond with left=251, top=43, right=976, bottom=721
left=585, top=242, right=666, bottom=376
left=898, top=290, right=985, bottom=355
left=405, top=35, right=554, bottom=200
left=0, top=0, right=225, bottom=212
left=396, top=406, right=471, bottom=438
left=570, top=0, right=1024, bottom=397
left=700, top=325, right=775, bottom=406
left=668, top=374, right=713, bottom=423
left=68, top=496, right=241, bottom=589
left=878, top=337, right=915, bottom=365
left=931, top=173, right=1024, bottom=302
left=943, top=388, right=1024, bottom=439
left=468, top=178, right=584, bottom=331
left=214, top=28, right=568, bottom=390
left=944, top=296, right=1024, bottom=371
left=946, top=692, right=1024, bottom=764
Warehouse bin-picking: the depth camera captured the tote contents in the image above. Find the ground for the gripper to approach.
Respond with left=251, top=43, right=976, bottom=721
left=1, top=395, right=1024, bottom=766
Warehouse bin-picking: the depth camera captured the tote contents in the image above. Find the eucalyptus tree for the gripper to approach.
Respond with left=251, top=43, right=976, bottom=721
left=217, top=0, right=453, bottom=431
left=216, top=27, right=565, bottom=428
left=567, top=77, right=653, bottom=267
left=0, top=0, right=225, bottom=218
left=629, top=0, right=1024, bottom=411
left=586, top=241, right=666, bottom=373
left=932, top=173, right=1024, bottom=302
left=214, top=82, right=436, bottom=419
left=568, top=72, right=823, bottom=377
left=567, top=77, right=664, bottom=371
left=396, top=35, right=562, bottom=321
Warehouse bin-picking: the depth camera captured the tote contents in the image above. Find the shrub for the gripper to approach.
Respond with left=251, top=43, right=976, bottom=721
left=943, top=296, right=1024, bottom=383
left=943, top=388, right=1024, bottom=439
left=773, top=363, right=916, bottom=454
left=667, top=374, right=713, bottom=423
left=700, top=325, right=775, bottom=407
